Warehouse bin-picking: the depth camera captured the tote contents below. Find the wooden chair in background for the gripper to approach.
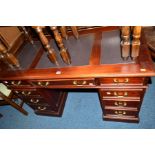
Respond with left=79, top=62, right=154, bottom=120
left=121, top=26, right=141, bottom=60
left=33, top=26, right=79, bottom=66
left=0, top=83, right=28, bottom=116
left=60, top=26, right=79, bottom=40
left=0, top=27, right=26, bottom=68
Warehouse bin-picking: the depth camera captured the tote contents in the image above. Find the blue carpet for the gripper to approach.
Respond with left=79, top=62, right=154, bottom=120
left=0, top=77, right=155, bottom=129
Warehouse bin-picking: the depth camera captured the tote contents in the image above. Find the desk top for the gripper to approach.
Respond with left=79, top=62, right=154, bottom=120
left=0, top=27, right=155, bottom=80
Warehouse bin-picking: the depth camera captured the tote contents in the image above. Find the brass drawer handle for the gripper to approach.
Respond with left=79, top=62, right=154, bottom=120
left=73, top=80, right=87, bottom=86
left=114, top=101, right=127, bottom=107
left=22, top=91, right=31, bottom=96
left=37, top=81, right=50, bottom=86
left=115, top=110, right=126, bottom=115
left=114, top=91, right=128, bottom=97
left=38, top=106, right=46, bottom=111
left=30, top=99, right=39, bottom=103
left=11, top=81, right=21, bottom=86
left=113, top=78, right=129, bottom=83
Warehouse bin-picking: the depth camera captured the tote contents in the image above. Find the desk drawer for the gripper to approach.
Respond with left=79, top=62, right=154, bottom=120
left=101, top=99, right=141, bottom=109
left=100, top=88, right=145, bottom=99
left=25, top=97, right=48, bottom=106
left=27, top=91, right=68, bottom=117
left=103, top=115, right=139, bottom=123
left=98, top=77, right=147, bottom=85
left=104, top=109, right=138, bottom=117
left=13, top=89, right=41, bottom=98
left=31, top=78, right=95, bottom=87
left=28, top=105, right=51, bottom=110
left=2, top=80, right=31, bottom=87
left=30, top=105, right=59, bottom=113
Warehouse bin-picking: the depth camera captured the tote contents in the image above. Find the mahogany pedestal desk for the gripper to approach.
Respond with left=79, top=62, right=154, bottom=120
left=0, top=27, right=155, bottom=123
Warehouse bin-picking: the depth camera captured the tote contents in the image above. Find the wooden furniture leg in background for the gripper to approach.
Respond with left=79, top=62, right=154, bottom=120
left=131, top=26, right=142, bottom=60
left=70, top=26, right=79, bottom=39
left=20, top=26, right=34, bottom=45
left=121, top=26, right=130, bottom=60
left=60, top=26, right=68, bottom=40
left=60, top=26, right=79, bottom=40
left=33, top=26, right=59, bottom=66
left=50, top=26, right=71, bottom=65
left=0, top=42, right=20, bottom=68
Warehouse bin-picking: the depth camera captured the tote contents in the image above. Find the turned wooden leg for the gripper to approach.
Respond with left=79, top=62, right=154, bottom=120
left=131, top=26, right=142, bottom=60
left=0, top=43, right=7, bottom=63
left=121, top=26, right=130, bottom=60
left=0, top=43, right=20, bottom=67
left=5, top=53, right=20, bottom=67
left=71, top=26, right=79, bottom=39
left=50, top=26, right=71, bottom=65
left=21, top=26, right=34, bottom=45
left=33, top=26, right=58, bottom=66
left=60, top=26, right=68, bottom=40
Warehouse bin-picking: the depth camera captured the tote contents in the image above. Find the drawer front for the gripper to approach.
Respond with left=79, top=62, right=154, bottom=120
left=104, top=109, right=138, bottom=117
left=103, top=115, right=139, bottom=123
left=100, top=89, right=145, bottom=98
left=28, top=105, right=50, bottom=110
left=101, top=100, right=141, bottom=109
left=31, top=78, right=95, bottom=87
left=2, top=80, right=31, bottom=87
left=98, top=77, right=147, bottom=85
left=13, top=89, right=41, bottom=98
left=25, top=98, right=48, bottom=106
left=29, top=105, right=57, bottom=112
